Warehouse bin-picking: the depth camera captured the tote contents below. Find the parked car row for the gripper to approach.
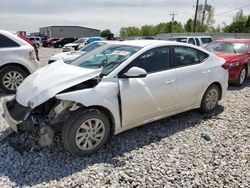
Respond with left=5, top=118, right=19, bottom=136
left=49, top=40, right=116, bottom=64
left=62, top=37, right=105, bottom=52
left=41, top=36, right=105, bottom=51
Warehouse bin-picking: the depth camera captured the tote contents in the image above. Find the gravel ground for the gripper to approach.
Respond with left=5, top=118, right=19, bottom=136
left=0, top=47, right=249, bottom=187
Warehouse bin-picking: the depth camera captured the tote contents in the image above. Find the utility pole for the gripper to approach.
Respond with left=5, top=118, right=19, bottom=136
left=201, top=0, right=208, bottom=32
left=193, top=0, right=199, bottom=32
left=169, top=13, right=178, bottom=33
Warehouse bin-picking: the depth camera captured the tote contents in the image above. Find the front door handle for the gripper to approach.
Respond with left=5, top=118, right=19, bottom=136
left=164, top=79, right=175, bottom=85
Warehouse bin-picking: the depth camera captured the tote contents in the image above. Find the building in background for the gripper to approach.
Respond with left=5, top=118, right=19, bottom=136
left=39, top=26, right=100, bottom=38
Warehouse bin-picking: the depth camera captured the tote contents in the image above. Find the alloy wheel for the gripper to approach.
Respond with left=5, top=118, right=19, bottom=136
left=75, top=118, right=105, bottom=151
left=239, top=68, right=246, bottom=85
left=3, top=71, right=24, bottom=91
left=205, top=88, right=219, bottom=110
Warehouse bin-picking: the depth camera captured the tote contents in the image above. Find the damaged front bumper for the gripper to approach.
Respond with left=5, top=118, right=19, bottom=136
left=3, top=96, right=31, bottom=133
left=2, top=96, right=74, bottom=147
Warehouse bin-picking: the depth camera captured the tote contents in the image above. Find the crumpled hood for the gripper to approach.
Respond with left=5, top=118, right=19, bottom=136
left=16, top=60, right=102, bottom=108
left=213, top=52, right=243, bottom=62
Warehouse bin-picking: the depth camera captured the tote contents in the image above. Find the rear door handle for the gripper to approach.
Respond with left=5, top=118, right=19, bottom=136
left=203, top=70, right=210, bottom=74
left=164, top=79, right=175, bottom=85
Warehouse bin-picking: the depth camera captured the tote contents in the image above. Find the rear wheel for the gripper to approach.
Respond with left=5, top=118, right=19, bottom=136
left=0, top=66, right=28, bottom=93
left=200, top=84, right=220, bottom=113
left=62, top=109, right=110, bottom=156
left=236, top=66, right=247, bottom=86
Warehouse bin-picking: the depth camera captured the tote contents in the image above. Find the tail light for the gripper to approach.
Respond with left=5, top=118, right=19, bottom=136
left=221, top=62, right=229, bottom=70
left=29, top=50, right=36, bottom=60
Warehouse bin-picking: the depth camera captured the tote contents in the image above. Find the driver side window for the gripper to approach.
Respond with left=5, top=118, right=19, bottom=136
left=124, top=47, right=171, bottom=74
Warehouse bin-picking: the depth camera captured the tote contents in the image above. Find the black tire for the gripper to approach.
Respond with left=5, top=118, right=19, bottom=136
left=200, top=84, right=220, bottom=113
left=0, top=66, right=28, bottom=94
left=62, top=109, right=110, bottom=156
left=236, top=66, right=247, bottom=87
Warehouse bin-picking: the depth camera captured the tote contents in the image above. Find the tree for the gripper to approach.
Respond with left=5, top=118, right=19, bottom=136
left=100, top=29, right=112, bottom=38
left=120, top=27, right=140, bottom=37
left=223, top=10, right=250, bottom=33
left=184, top=19, right=193, bottom=32
left=196, top=4, right=215, bottom=32
left=140, top=25, right=156, bottom=36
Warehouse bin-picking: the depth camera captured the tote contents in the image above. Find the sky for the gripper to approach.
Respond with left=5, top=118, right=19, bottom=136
left=0, top=0, right=250, bottom=36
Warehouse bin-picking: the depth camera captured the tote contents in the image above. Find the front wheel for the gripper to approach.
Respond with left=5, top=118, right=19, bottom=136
left=200, top=84, right=220, bottom=113
left=62, top=109, right=110, bottom=156
left=236, top=66, right=247, bottom=86
left=0, top=66, right=28, bottom=93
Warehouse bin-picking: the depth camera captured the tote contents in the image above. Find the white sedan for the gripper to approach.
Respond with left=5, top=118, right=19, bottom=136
left=3, top=40, right=228, bottom=156
left=48, top=41, right=114, bottom=64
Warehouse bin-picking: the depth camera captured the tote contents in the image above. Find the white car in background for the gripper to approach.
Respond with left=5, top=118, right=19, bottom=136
left=26, top=36, right=42, bottom=48
left=49, top=41, right=116, bottom=64
left=3, top=40, right=228, bottom=156
left=62, top=38, right=88, bottom=52
left=0, top=30, right=40, bottom=93
left=167, top=36, right=213, bottom=47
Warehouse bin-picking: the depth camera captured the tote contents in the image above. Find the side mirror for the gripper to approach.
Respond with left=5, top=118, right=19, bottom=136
left=123, top=67, right=147, bottom=78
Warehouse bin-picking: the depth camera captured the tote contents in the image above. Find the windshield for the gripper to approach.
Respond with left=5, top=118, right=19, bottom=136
left=70, top=44, right=141, bottom=76
left=74, top=38, right=87, bottom=44
left=206, top=42, right=246, bottom=54
left=79, top=42, right=107, bottom=53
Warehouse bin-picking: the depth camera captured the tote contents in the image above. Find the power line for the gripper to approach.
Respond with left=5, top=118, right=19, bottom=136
left=169, top=13, right=178, bottom=33
left=215, top=4, right=250, bottom=16
left=193, top=0, right=199, bottom=32
left=169, top=13, right=178, bottom=21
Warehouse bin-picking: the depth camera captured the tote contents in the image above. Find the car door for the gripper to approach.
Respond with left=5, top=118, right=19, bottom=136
left=173, top=46, right=210, bottom=109
left=118, top=46, right=177, bottom=127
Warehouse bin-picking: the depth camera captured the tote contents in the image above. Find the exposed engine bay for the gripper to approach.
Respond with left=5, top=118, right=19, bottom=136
left=4, top=77, right=101, bottom=147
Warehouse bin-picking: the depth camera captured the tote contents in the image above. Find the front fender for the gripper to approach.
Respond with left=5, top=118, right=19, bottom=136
left=55, top=80, right=121, bottom=130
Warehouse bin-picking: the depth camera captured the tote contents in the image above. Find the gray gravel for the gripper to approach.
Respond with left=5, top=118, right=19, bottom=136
left=0, top=47, right=250, bottom=187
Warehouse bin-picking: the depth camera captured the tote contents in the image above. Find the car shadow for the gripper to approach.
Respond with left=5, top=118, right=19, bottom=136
left=227, top=78, right=250, bottom=91
left=0, top=105, right=224, bottom=187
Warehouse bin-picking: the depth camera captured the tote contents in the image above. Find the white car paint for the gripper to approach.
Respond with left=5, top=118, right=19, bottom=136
left=15, top=40, right=228, bottom=135
left=49, top=51, right=85, bottom=63
left=0, top=30, right=40, bottom=73
left=16, top=60, right=102, bottom=108
left=62, top=38, right=88, bottom=52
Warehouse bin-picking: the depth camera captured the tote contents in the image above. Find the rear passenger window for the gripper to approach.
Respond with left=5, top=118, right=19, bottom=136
left=174, top=46, right=205, bottom=66
left=0, top=34, right=20, bottom=48
left=198, top=51, right=209, bottom=62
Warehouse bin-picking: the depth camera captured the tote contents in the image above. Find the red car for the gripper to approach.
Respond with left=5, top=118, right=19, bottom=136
left=206, top=39, right=250, bottom=86
left=42, top=37, right=59, bottom=47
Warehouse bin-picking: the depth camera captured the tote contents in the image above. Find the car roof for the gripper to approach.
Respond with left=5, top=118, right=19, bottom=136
left=169, top=36, right=212, bottom=38
left=118, top=40, right=180, bottom=47
left=0, top=29, right=31, bottom=46
left=215, top=39, right=250, bottom=43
